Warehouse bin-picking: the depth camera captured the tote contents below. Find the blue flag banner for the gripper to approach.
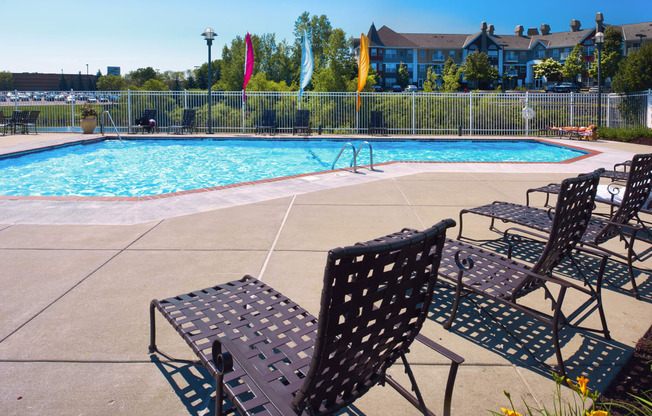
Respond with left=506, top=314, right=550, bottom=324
left=299, top=30, right=313, bottom=105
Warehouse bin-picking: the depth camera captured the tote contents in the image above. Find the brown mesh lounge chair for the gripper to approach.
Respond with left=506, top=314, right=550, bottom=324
left=256, top=109, right=277, bottom=134
left=0, top=111, right=10, bottom=135
left=292, top=109, right=310, bottom=135
left=458, top=154, right=652, bottom=299
left=437, top=169, right=610, bottom=376
left=149, top=219, right=464, bottom=416
left=369, top=110, right=387, bottom=135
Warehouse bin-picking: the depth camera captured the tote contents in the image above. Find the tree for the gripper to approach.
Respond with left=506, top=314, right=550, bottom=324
left=58, top=73, right=68, bottom=90
left=126, top=67, right=160, bottom=87
left=293, top=13, right=333, bottom=73
left=562, top=43, right=586, bottom=83
left=140, top=79, right=170, bottom=91
left=460, top=52, right=499, bottom=88
left=195, top=61, right=221, bottom=90
left=0, top=71, right=14, bottom=90
left=397, top=62, right=410, bottom=88
left=422, top=67, right=439, bottom=92
left=441, top=58, right=460, bottom=92
left=96, top=74, right=126, bottom=91
left=612, top=42, right=652, bottom=93
left=534, top=58, right=563, bottom=83
left=589, top=26, right=623, bottom=83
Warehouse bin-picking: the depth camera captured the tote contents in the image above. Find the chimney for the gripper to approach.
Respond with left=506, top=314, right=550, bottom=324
left=488, top=24, right=495, bottom=36
left=515, top=25, right=524, bottom=36
left=570, top=19, right=581, bottom=32
left=481, top=21, right=487, bottom=33
left=527, top=27, right=539, bottom=36
left=540, top=24, right=551, bottom=35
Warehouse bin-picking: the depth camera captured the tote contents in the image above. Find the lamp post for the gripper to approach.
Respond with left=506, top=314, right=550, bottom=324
left=594, top=31, right=604, bottom=128
left=202, top=27, right=216, bottom=134
left=636, top=33, right=647, bottom=50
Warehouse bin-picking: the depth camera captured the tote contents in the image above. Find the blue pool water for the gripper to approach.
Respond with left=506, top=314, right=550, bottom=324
left=0, top=139, right=587, bottom=197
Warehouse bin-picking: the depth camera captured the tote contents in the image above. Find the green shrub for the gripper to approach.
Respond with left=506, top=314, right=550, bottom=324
left=598, top=127, right=652, bottom=142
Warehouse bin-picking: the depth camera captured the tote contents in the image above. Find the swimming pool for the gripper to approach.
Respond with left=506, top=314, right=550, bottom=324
left=0, top=138, right=589, bottom=197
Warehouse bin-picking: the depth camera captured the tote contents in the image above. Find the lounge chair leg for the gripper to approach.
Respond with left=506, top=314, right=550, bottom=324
left=457, top=211, right=466, bottom=239
left=148, top=301, right=157, bottom=354
left=552, top=287, right=567, bottom=377
left=444, top=274, right=463, bottom=330
left=596, top=256, right=612, bottom=340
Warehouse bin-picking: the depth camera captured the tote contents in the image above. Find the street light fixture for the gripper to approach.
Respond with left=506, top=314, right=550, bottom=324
left=201, top=27, right=216, bottom=134
left=594, top=31, right=604, bottom=128
left=635, top=33, right=647, bottom=50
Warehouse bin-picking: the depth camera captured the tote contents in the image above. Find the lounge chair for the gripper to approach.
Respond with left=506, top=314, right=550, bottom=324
left=437, top=169, right=610, bottom=376
left=168, top=109, right=195, bottom=134
left=256, top=109, right=277, bottom=134
left=131, top=109, right=157, bottom=134
left=9, top=110, right=27, bottom=135
left=19, top=110, right=40, bottom=134
left=458, top=154, right=652, bottom=299
left=149, top=220, right=464, bottom=416
left=292, top=109, right=310, bottom=135
left=369, top=110, right=387, bottom=135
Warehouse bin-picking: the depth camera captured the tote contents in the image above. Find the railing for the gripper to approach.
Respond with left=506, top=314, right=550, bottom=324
left=1, top=89, right=650, bottom=135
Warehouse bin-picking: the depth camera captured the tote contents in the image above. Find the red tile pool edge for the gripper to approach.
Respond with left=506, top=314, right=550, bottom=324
left=0, top=139, right=601, bottom=202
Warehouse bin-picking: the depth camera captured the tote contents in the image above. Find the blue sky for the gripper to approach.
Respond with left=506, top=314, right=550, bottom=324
left=2, top=0, right=649, bottom=76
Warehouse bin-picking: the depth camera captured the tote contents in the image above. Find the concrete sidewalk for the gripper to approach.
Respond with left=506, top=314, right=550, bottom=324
left=0, top=134, right=650, bottom=415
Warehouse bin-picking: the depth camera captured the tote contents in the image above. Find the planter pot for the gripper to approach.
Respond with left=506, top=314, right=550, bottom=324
left=81, top=116, right=97, bottom=134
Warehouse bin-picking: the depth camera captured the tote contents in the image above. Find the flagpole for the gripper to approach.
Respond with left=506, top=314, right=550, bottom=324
left=242, top=90, right=245, bottom=133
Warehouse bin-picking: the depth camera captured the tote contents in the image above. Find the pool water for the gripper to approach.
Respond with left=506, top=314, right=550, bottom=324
left=0, top=139, right=587, bottom=197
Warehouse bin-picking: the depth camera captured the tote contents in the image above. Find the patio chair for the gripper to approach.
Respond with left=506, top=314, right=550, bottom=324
left=168, top=109, right=195, bottom=134
left=458, top=154, right=652, bottom=299
left=9, top=110, right=27, bottom=134
left=437, top=169, right=610, bottom=376
left=369, top=110, right=387, bottom=135
left=256, top=109, right=277, bottom=134
left=20, top=110, right=40, bottom=134
left=149, top=219, right=464, bottom=416
left=131, top=109, right=157, bottom=134
left=292, top=109, right=310, bottom=135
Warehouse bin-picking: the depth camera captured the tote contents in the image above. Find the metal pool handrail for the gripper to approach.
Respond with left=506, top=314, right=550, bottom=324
left=331, top=142, right=357, bottom=173
left=101, top=111, right=122, bottom=140
left=356, top=141, right=374, bottom=171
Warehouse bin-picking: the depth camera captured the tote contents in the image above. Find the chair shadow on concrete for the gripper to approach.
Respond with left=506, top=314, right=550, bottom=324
left=478, top=236, right=652, bottom=303
left=428, top=284, right=632, bottom=390
left=150, top=355, right=368, bottom=416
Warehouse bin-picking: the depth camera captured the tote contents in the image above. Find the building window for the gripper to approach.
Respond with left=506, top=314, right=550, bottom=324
left=536, top=48, right=545, bottom=59
left=385, top=49, right=397, bottom=59
left=371, top=48, right=377, bottom=57
left=449, top=50, right=455, bottom=59
left=407, top=50, right=414, bottom=60
left=384, top=64, right=397, bottom=74
left=432, top=50, right=444, bottom=61
left=419, top=50, right=425, bottom=58
left=584, top=45, right=595, bottom=56
left=506, top=51, right=518, bottom=61
left=488, top=45, right=498, bottom=59
left=553, top=49, right=559, bottom=58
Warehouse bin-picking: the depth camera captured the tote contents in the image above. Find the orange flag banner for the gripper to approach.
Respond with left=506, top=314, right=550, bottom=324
left=356, top=33, right=370, bottom=112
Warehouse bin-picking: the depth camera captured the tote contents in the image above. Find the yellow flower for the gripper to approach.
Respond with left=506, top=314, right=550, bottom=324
left=586, top=411, right=608, bottom=416
left=501, top=408, right=522, bottom=416
left=577, top=375, right=589, bottom=397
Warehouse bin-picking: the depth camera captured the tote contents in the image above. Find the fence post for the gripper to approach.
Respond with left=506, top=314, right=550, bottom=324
left=14, top=89, right=18, bottom=111
left=127, top=89, right=132, bottom=134
left=183, top=89, right=187, bottom=110
left=525, top=91, right=529, bottom=136
left=570, top=92, right=574, bottom=126
left=648, top=89, right=652, bottom=129
left=71, top=89, right=75, bottom=132
left=469, top=92, right=473, bottom=136
left=606, top=94, right=610, bottom=127
left=412, top=91, right=416, bottom=135
left=242, top=90, right=245, bottom=134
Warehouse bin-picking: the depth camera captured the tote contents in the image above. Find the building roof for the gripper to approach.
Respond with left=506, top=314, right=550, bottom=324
left=617, top=21, right=652, bottom=41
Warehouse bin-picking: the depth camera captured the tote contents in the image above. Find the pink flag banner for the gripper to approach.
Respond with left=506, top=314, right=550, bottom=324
left=243, top=33, right=254, bottom=102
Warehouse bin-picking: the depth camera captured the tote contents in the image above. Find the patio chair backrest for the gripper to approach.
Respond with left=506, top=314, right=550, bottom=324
left=295, top=109, right=309, bottom=126
left=292, top=218, right=455, bottom=414
left=528, top=169, right=602, bottom=283
left=10, top=111, right=26, bottom=122
left=262, top=109, right=276, bottom=126
left=370, top=110, right=384, bottom=128
left=595, top=153, right=652, bottom=244
left=181, top=109, right=196, bottom=126
left=143, top=109, right=157, bottom=121
left=26, top=111, right=40, bottom=123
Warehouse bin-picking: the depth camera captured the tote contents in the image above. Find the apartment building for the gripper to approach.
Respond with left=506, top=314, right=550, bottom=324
left=361, top=18, right=651, bottom=90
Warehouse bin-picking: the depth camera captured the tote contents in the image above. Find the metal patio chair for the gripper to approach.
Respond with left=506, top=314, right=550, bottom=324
left=131, top=109, right=157, bottom=133
left=149, top=219, right=464, bottom=416
left=437, top=169, right=610, bottom=376
left=256, top=109, right=277, bottom=135
left=19, top=110, right=40, bottom=134
left=458, top=154, right=652, bottom=299
left=369, top=110, right=387, bottom=135
left=292, top=109, right=310, bottom=135
left=168, top=109, right=196, bottom=134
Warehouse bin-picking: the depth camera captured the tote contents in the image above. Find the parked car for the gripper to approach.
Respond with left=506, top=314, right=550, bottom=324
left=391, top=85, right=403, bottom=92
left=87, top=94, right=97, bottom=103
left=371, top=85, right=383, bottom=92
left=404, top=85, right=418, bottom=92
left=544, top=83, right=559, bottom=93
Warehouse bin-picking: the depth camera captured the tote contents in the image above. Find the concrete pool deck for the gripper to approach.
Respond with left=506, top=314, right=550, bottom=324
left=0, top=133, right=650, bottom=415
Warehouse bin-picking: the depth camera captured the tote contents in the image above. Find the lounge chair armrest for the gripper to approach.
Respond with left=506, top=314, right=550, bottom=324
left=212, top=337, right=297, bottom=415
left=415, top=333, right=464, bottom=365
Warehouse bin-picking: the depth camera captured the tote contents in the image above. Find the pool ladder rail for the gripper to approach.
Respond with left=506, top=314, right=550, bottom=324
left=100, top=111, right=122, bottom=140
left=331, top=141, right=375, bottom=173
